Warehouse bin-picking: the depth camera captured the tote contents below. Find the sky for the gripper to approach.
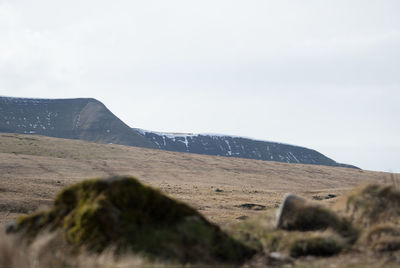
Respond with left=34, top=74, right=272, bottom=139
left=0, top=0, right=399, bottom=172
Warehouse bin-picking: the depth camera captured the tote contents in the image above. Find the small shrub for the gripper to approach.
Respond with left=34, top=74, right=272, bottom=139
left=372, top=237, right=400, bottom=252
left=290, top=234, right=345, bottom=257
left=360, top=224, right=400, bottom=252
left=364, top=224, right=400, bottom=243
left=345, top=184, right=400, bottom=226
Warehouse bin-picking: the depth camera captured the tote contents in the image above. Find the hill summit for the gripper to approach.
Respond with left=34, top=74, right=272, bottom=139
left=0, top=97, right=155, bottom=148
left=0, top=96, right=357, bottom=168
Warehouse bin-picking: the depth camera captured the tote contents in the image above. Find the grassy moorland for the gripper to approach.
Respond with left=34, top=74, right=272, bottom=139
left=1, top=133, right=399, bottom=267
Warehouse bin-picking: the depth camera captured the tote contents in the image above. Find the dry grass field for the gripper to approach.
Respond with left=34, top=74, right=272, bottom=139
left=0, top=132, right=396, bottom=230
left=2, top=133, right=400, bottom=267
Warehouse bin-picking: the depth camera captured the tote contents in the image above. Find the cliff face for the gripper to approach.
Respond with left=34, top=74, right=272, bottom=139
left=0, top=97, right=156, bottom=148
left=135, top=130, right=358, bottom=169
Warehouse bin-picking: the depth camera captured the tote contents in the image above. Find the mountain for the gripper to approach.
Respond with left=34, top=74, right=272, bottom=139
left=134, top=129, right=358, bottom=169
left=0, top=96, right=357, bottom=168
left=0, top=97, right=156, bottom=148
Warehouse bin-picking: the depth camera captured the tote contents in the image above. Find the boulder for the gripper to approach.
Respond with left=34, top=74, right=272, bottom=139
left=276, top=194, right=357, bottom=240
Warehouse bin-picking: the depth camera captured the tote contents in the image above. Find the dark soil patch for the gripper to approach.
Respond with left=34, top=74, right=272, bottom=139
left=236, top=203, right=266, bottom=211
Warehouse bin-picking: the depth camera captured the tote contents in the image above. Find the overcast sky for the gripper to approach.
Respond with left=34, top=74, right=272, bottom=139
left=1, top=0, right=399, bottom=172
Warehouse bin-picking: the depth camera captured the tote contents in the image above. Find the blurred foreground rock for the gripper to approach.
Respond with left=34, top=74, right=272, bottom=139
left=6, top=176, right=255, bottom=265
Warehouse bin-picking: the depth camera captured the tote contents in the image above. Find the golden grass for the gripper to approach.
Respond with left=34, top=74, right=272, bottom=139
left=0, top=233, right=163, bottom=268
left=4, top=181, right=400, bottom=267
left=1, top=133, right=400, bottom=266
left=0, top=133, right=395, bottom=228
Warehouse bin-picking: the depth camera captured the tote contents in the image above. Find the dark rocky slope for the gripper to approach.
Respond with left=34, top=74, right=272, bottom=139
left=0, top=97, right=155, bottom=148
left=135, top=130, right=358, bottom=169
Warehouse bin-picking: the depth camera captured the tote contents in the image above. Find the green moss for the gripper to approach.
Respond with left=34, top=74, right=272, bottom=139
left=264, top=232, right=283, bottom=252
left=11, top=176, right=255, bottom=264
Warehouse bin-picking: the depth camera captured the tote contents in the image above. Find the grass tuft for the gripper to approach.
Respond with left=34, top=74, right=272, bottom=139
left=345, top=184, right=400, bottom=226
left=290, top=233, right=345, bottom=257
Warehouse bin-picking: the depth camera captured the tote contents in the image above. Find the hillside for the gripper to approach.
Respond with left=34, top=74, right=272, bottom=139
left=0, top=96, right=357, bottom=168
left=0, top=133, right=392, bottom=228
left=0, top=97, right=156, bottom=148
left=135, top=129, right=357, bottom=168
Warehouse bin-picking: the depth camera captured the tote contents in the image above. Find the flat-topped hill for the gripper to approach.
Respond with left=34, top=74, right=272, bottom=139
left=0, top=96, right=356, bottom=168
left=136, top=129, right=358, bottom=168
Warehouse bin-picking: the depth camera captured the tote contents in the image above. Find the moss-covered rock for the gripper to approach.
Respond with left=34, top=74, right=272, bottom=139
left=10, top=176, right=255, bottom=264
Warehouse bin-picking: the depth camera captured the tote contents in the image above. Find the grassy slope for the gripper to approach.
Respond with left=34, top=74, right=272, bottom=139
left=0, top=132, right=396, bottom=229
